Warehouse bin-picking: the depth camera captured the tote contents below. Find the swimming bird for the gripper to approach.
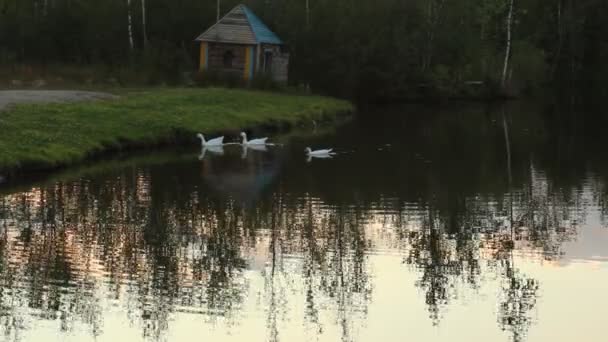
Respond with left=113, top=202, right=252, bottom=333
left=196, top=133, right=224, bottom=147
left=305, top=147, right=335, bottom=156
left=240, top=132, right=268, bottom=145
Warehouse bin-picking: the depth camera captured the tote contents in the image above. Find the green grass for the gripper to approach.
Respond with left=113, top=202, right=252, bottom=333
left=0, top=87, right=353, bottom=172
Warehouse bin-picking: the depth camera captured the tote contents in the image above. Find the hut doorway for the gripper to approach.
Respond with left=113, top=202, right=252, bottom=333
left=223, top=50, right=235, bottom=68
left=263, top=51, right=273, bottom=73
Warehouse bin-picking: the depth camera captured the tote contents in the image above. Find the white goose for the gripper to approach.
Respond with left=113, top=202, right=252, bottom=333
left=305, top=147, right=335, bottom=156
left=196, top=133, right=224, bottom=147
left=240, top=132, right=269, bottom=146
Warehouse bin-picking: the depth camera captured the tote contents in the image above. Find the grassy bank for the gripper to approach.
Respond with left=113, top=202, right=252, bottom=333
left=0, top=87, right=353, bottom=174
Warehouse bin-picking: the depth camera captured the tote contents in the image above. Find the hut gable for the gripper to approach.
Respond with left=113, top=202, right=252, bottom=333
left=195, top=5, right=282, bottom=45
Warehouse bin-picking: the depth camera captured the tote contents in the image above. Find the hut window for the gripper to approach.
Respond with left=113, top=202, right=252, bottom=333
left=223, top=50, right=234, bottom=68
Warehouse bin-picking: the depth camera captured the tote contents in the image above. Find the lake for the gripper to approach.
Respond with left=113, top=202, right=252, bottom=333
left=0, top=102, right=607, bottom=342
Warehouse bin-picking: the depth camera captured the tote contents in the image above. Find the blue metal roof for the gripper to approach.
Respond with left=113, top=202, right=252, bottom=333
left=196, top=5, right=283, bottom=45
left=242, top=5, right=283, bottom=45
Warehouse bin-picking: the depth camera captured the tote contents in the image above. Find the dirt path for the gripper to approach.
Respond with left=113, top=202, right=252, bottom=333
left=0, top=90, right=117, bottom=111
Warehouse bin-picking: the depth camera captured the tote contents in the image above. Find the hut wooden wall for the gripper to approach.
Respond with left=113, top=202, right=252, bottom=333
left=199, top=43, right=208, bottom=71
left=207, top=43, right=249, bottom=75
left=260, top=44, right=288, bottom=84
left=271, top=53, right=289, bottom=84
left=199, top=42, right=288, bottom=83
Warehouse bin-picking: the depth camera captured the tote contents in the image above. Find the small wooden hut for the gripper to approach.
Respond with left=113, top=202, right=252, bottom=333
left=195, top=4, right=289, bottom=83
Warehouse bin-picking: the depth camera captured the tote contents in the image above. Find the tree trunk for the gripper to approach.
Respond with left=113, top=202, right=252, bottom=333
left=127, top=0, right=134, bottom=51
left=502, top=109, right=513, bottom=187
left=216, top=0, right=220, bottom=22
left=551, top=0, right=563, bottom=78
left=141, top=0, right=148, bottom=49
left=423, top=0, right=445, bottom=72
left=501, top=0, right=514, bottom=87
left=306, top=0, right=310, bottom=29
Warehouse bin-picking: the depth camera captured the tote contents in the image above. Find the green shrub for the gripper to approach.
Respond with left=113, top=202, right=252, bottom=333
left=194, top=69, right=245, bottom=88
left=250, top=72, right=282, bottom=91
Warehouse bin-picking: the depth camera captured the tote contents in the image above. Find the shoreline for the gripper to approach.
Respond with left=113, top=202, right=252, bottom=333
left=0, top=87, right=353, bottom=180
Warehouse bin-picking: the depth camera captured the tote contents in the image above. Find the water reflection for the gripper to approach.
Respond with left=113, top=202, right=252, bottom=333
left=306, top=154, right=334, bottom=163
left=199, top=145, right=225, bottom=159
left=241, top=144, right=268, bottom=159
left=0, top=103, right=607, bottom=341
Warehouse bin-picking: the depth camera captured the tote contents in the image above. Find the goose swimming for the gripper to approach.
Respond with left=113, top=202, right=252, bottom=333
left=197, top=133, right=224, bottom=147
left=240, top=132, right=269, bottom=145
left=305, top=147, right=335, bottom=156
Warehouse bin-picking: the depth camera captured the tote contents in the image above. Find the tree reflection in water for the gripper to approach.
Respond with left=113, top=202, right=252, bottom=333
left=0, top=103, right=605, bottom=342
left=0, top=169, right=585, bottom=341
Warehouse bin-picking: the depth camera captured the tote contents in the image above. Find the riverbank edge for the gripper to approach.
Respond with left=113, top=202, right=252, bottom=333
left=0, top=88, right=354, bottom=181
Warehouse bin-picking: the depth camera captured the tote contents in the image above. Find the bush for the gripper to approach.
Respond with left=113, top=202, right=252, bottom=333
left=250, top=72, right=282, bottom=91
left=194, top=69, right=245, bottom=88
left=194, top=69, right=284, bottom=91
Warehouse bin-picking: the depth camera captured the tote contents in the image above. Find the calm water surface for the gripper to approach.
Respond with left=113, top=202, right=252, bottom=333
left=0, top=103, right=607, bottom=342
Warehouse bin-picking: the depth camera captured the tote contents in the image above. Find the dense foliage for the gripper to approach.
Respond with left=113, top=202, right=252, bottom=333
left=1, top=0, right=607, bottom=100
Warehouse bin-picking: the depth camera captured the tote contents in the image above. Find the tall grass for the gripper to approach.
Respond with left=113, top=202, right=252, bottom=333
left=0, top=88, right=353, bottom=172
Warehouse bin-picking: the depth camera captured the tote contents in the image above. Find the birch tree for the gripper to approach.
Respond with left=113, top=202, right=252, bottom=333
left=501, top=0, right=514, bottom=87
left=141, top=0, right=148, bottom=49
left=305, top=0, right=310, bottom=29
left=127, top=0, right=134, bottom=51
left=422, top=0, right=446, bottom=72
left=216, top=0, right=220, bottom=22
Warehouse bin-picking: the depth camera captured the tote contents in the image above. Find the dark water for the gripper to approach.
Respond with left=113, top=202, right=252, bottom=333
left=1, top=102, right=607, bottom=342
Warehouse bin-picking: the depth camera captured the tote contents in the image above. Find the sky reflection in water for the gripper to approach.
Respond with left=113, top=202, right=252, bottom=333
left=0, top=103, right=607, bottom=342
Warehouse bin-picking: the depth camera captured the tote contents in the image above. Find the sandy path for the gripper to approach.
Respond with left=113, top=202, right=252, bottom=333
left=0, top=90, right=117, bottom=110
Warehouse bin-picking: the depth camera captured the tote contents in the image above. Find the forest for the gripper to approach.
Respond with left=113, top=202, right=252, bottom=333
left=1, top=0, right=608, bottom=101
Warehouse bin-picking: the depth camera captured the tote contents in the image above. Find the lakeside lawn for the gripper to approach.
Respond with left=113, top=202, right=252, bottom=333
left=0, top=87, right=353, bottom=173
